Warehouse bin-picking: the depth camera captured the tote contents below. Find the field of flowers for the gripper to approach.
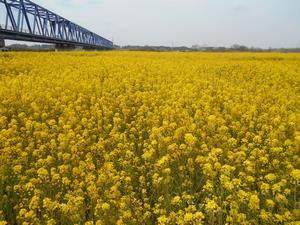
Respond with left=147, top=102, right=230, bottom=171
left=0, top=51, right=299, bottom=225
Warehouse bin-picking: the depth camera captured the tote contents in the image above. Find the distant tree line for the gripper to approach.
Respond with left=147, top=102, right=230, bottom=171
left=117, top=44, right=300, bottom=52
left=3, top=43, right=300, bottom=52
left=8, top=44, right=55, bottom=51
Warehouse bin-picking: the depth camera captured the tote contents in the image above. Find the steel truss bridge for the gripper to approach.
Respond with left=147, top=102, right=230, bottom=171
left=0, top=0, right=113, bottom=49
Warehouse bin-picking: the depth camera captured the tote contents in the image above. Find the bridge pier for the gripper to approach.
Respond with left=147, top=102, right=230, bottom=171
left=55, top=43, right=76, bottom=51
left=0, top=37, right=5, bottom=48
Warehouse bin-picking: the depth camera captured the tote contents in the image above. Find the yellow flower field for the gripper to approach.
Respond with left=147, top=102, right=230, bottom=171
left=0, top=51, right=299, bottom=224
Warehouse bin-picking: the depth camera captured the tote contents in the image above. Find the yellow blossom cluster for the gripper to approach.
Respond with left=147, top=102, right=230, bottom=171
left=0, top=51, right=299, bottom=224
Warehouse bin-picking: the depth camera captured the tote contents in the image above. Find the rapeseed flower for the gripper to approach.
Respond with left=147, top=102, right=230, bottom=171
left=0, top=51, right=299, bottom=224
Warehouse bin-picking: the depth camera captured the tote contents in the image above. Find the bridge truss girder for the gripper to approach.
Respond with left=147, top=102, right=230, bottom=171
left=0, top=0, right=113, bottom=49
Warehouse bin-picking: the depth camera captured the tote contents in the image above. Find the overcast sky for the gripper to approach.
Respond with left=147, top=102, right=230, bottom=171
left=19, top=0, right=300, bottom=48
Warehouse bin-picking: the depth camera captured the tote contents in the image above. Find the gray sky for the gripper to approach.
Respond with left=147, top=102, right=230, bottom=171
left=16, top=0, right=300, bottom=48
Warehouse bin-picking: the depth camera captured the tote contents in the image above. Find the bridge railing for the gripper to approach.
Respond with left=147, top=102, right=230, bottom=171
left=1, top=24, right=30, bottom=34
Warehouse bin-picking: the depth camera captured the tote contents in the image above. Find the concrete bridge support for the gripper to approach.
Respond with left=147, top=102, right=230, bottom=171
left=55, top=43, right=76, bottom=51
left=0, top=38, right=5, bottom=48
